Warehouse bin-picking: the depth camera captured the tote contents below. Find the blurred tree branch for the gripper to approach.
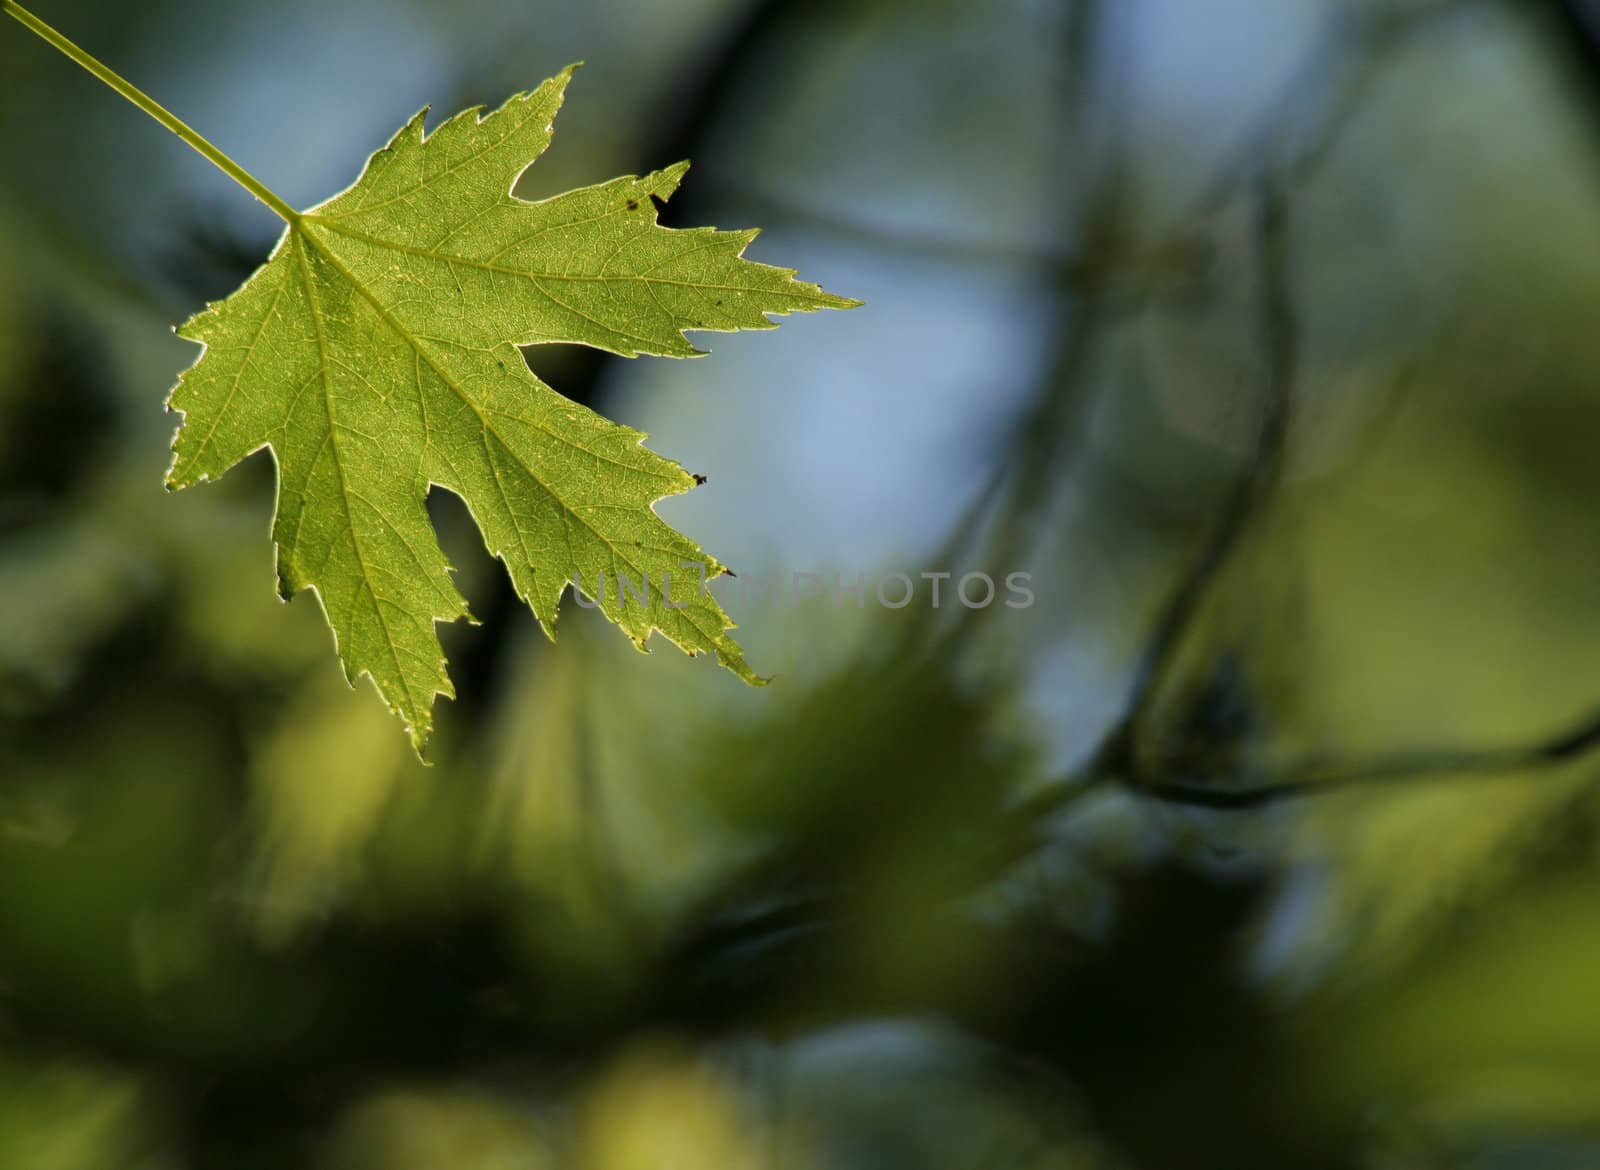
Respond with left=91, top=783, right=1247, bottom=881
left=1138, top=702, right=1600, bottom=809
left=1112, top=176, right=1297, bottom=778
left=1007, top=0, right=1600, bottom=831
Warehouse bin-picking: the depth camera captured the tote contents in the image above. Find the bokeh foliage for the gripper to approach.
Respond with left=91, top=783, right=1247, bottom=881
left=6, top=0, right=1600, bottom=1167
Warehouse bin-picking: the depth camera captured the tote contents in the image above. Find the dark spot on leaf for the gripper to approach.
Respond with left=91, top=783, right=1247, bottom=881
left=626, top=199, right=640, bottom=211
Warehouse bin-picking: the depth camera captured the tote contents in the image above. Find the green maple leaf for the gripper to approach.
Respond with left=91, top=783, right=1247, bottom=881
left=164, top=66, right=857, bottom=751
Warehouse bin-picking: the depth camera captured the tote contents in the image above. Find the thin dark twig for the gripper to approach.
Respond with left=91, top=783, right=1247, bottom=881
left=889, top=0, right=1128, bottom=662
left=1104, top=176, right=1297, bottom=777
left=1139, top=704, right=1600, bottom=810
left=1007, top=703, right=1600, bottom=850
left=943, top=0, right=1461, bottom=666
left=982, top=202, right=1122, bottom=575
left=990, top=1, right=1527, bottom=844
left=984, top=0, right=1133, bottom=572
left=1176, top=0, right=1489, bottom=228
left=1137, top=4, right=1600, bottom=808
left=1176, top=8, right=1347, bottom=226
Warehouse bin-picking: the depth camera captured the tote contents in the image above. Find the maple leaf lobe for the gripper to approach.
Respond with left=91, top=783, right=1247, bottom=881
left=163, top=65, right=857, bottom=752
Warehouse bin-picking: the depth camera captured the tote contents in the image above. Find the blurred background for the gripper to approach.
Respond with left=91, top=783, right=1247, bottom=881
left=6, top=0, right=1600, bottom=1166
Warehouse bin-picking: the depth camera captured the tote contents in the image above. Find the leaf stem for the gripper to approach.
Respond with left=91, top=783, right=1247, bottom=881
left=2, top=0, right=300, bottom=225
